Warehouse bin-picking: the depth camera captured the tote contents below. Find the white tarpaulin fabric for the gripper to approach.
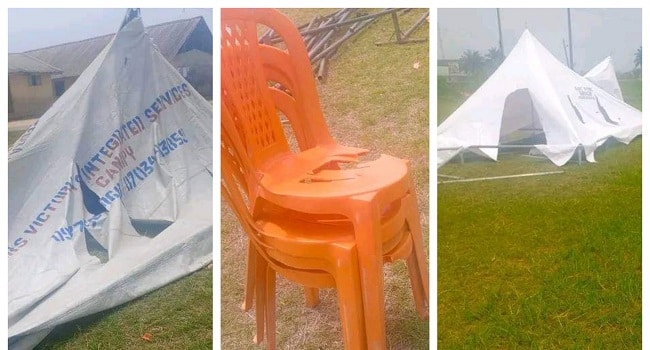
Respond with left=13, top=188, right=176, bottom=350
left=8, top=13, right=212, bottom=349
left=584, top=56, right=624, bottom=100
left=438, top=30, right=641, bottom=168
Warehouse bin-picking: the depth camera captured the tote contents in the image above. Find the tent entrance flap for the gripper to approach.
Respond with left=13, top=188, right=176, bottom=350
left=499, top=88, right=546, bottom=146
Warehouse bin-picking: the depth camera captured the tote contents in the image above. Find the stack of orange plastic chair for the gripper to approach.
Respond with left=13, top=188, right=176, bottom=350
left=221, top=8, right=429, bottom=349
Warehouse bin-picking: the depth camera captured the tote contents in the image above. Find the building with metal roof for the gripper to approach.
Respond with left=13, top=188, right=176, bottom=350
left=8, top=53, right=63, bottom=119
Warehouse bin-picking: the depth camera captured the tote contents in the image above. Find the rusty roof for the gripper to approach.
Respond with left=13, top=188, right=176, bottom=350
left=22, top=16, right=208, bottom=78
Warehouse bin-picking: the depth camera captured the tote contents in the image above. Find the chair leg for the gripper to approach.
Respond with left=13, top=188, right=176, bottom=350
left=253, top=255, right=267, bottom=345
left=351, top=203, right=387, bottom=350
left=404, top=190, right=429, bottom=316
left=242, top=240, right=256, bottom=311
left=406, top=245, right=428, bottom=319
left=334, top=248, right=367, bottom=350
left=304, top=287, right=320, bottom=308
left=266, top=267, right=277, bottom=350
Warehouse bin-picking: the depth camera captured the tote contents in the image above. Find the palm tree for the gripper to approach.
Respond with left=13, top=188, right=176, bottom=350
left=634, top=46, right=642, bottom=69
left=485, top=47, right=504, bottom=73
left=459, top=49, right=484, bottom=75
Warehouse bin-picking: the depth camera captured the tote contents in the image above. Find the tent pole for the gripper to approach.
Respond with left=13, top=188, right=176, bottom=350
left=438, top=174, right=463, bottom=179
left=390, top=12, right=403, bottom=43
left=578, top=146, right=582, bottom=165
left=438, top=171, right=565, bottom=184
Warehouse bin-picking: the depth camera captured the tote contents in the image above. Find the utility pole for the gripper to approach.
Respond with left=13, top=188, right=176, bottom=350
left=496, top=8, right=504, bottom=56
left=567, top=8, right=574, bottom=70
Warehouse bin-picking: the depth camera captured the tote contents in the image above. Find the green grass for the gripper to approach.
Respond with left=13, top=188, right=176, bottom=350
left=437, top=78, right=641, bottom=348
left=34, top=268, right=212, bottom=349
left=621, top=79, right=642, bottom=109
left=221, top=8, right=429, bottom=349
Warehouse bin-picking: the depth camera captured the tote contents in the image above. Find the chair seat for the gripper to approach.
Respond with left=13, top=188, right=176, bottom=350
left=259, top=152, right=410, bottom=214
left=257, top=207, right=407, bottom=250
left=255, top=208, right=414, bottom=292
left=257, top=214, right=356, bottom=243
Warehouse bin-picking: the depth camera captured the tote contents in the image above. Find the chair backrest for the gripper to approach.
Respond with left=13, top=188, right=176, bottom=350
left=221, top=8, right=336, bottom=161
left=221, top=12, right=289, bottom=167
left=222, top=100, right=312, bottom=265
left=221, top=100, right=273, bottom=255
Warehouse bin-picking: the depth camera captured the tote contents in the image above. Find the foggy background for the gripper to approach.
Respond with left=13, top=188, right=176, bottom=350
left=438, top=8, right=641, bottom=73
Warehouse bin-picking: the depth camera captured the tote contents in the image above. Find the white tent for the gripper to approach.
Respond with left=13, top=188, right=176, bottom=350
left=8, top=10, right=213, bottom=349
left=584, top=56, right=624, bottom=100
left=438, top=30, right=641, bottom=168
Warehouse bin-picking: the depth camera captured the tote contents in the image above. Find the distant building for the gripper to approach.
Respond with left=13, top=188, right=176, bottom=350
left=437, top=59, right=467, bottom=82
left=8, top=16, right=212, bottom=121
left=8, top=53, right=62, bottom=119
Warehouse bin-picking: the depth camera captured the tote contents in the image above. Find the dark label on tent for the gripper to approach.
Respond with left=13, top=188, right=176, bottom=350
left=574, top=86, right=595, bottom=100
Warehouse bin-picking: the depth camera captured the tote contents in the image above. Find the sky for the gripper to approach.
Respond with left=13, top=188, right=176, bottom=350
left=8, top=8, right=213, bottom=53
left=438, top=8, right=641, bottom=73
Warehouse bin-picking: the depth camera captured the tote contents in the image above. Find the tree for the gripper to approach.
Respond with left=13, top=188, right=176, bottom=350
left=459, top=49, right=485, bottom=75
left=485, top=47, right=504, bottom=73
left=634, top=46, right=642, bottom=69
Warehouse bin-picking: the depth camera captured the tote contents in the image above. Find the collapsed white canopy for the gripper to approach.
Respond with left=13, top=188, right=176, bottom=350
left=584, top=56, right=624, bottom=100
left=8, top=13, right=213, bottom=349
left=438, top=30, right=641, bottom=167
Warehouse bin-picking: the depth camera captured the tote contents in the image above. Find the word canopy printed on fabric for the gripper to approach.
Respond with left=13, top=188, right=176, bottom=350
left=78, top=83, right=191, bottom=189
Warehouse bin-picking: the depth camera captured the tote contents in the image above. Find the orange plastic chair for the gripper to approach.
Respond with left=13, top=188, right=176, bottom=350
left=223, top=6, right=368, bottom=313
left=222, top=103, right=426, bottom=349
left=221, top=8, right=428, bottom=349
